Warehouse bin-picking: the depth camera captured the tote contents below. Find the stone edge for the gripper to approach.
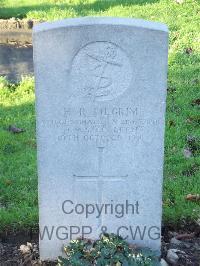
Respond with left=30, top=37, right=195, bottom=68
left=33, top=17, right=168, bottom=34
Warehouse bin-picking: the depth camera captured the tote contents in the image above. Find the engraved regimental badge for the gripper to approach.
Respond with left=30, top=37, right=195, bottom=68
left=70, top=41, right=132, bottom=102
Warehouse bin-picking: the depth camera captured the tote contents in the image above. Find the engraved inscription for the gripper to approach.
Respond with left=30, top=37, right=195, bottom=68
left=39, top=106, right=162, bottom=145
left=70, top=42, right=132, bottom=101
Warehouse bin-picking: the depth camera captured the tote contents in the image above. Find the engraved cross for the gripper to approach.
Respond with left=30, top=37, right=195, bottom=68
left=73, top=147, right=128, bottom=206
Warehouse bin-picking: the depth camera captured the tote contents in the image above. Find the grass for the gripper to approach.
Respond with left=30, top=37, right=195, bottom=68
left=0, top=0, right=200, bottom=233
left=0, top=77, right=38, bottom=232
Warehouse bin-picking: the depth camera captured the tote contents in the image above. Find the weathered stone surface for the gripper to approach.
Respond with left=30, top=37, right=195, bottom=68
left=160, top=258, right=169, bottom=266
left=166, top=249, right=180, bottom=265
left=33, top=17, right=168, bottom=260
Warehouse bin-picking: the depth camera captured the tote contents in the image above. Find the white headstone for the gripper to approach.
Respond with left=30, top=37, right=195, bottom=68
left=33, top=17, right=168, bottom=261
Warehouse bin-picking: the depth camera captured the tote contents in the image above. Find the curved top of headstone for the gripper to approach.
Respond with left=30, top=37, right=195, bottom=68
left=33, top=17, right=168, bottom=33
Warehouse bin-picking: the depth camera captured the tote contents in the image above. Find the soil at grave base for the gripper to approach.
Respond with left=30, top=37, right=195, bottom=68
left=0, top=223, right=200, bottom=266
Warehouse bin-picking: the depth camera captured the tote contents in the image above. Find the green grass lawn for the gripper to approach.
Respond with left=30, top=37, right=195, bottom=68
left=0, top=0, right=200, bottom=233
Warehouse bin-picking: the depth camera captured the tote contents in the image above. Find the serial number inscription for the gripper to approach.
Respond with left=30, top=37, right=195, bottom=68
left=39, top=106, right=161, bottom=145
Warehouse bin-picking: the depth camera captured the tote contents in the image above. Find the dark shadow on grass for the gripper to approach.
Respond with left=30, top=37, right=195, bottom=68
left=0, top=44, right=33, bottom=82
left=68, top=0, right=161, bottom=17
left=0, top=0, right=160, bottom=19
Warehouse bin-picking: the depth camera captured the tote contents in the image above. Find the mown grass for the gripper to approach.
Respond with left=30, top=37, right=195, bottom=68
left=0, top=0, right=200, bottom=233
left=0, top=77, right=38, bottom=232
